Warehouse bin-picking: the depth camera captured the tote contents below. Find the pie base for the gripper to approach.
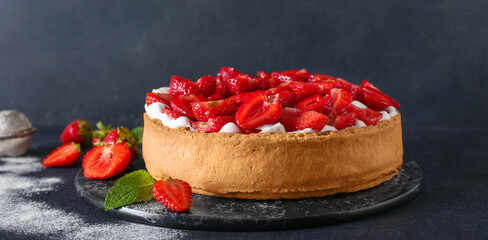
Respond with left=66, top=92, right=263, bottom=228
left=142, top=113, right=403, bottom=200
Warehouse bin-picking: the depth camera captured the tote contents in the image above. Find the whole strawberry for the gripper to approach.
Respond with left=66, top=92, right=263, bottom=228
left=60, top=120, right=93, bottom=146
left=104, top=127, right=140, bottom=160
left=92, top=121, right=114, bottom=145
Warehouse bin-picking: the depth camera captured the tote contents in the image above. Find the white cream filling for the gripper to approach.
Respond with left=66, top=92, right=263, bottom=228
left=385, top=106, right=397, bottom=117
left=379, top=111, right=391, bottom=122
left=321, top=125, right=337, bottom=132
left=351, top=100, right=367, bottom=109
left=145, top=103, right=192, bottom=129
left=355, top=119, right=367, bottom=127
left=152, top=87, right=170, bottom=94
left=219, top=122, right=241, bottom=133
left=289, top=128, right=316, bottom=133
left=258, top=123, right=286, bottom=133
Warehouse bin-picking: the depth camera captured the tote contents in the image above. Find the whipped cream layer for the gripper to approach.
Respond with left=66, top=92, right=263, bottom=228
left=145, top=89, right=397, bottom=134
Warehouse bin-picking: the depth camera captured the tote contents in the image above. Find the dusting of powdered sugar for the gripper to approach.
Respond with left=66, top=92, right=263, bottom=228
left=0, top=156, right=187, bottom=239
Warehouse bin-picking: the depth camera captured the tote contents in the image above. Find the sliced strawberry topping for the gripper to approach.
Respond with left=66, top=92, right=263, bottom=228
left=169, top=75, right=200, bottom=96
left=82, top=143, right=131, bottom=179
left=229, top=92, right=253, bottom=105
left=236, top=91, right=283, bottom=130
left=163, top=108, right=180, bottom=120
left=257, top=71, right=271, bottom=81
left=266, top=82, right=292, bottom=95
left=334, top=113, right=356, bottom=130
left=361, top=80, right=379, bottom=91
left=279, top=69, right=311, bottom=82
left=267, top=90, right=296, bottom=108
left=330, top=88, right=352, bottom=116
left=361, top=87, right=400, bottom=110
left=214, top=75, right=231, bottom=98
left=153, top=179, right=192, bottom=212
left=226, top=74, right=253, bottom=95
left=347, top=104, right=382, bottom=126
left=297, top=94, right=332, bottom=115
left=279, top=107, right=329, bottom=132
left=170, top=95, right=207, bottom=120
left=192, top=115, right=235, bottom=133
left=42, top=142, right=81, bottom=167
left=309, top=73, right=337, bottom=82
left=220, top=66, right=237, bottom=81
left=208, top=93, right=225, bottom=101
left=146, top=92, right=173, bottom=106
left=196, top=75, right=217, bottom=97
left=191, top=98, right=239, bottom=121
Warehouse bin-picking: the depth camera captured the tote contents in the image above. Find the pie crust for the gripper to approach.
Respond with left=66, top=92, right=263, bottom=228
left=142, top=112, right=403, bottom=199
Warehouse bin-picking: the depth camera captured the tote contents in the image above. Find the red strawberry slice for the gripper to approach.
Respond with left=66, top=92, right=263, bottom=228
left=349, top=84, right=362, bottom=100
left=153, top=178, right=192, bottom=212
left=220, top=66, right=237, bottom=81
left=82, top=143, right=131, bottom=179
left=192, top=115, right=235, bottom=133
left=104, top=127, right=140, bottom=160
left=267, top=90, right=296, bottom=108
left=208, top=93, right=225, bottom=101
left=60, top=120, right=93, bottom=146
left=296, top=94, right=332, bottom=115
left=266, top=82, right=292, bottom=95
left=226, top=74, right=253, bottom=95
left=361, top=80, right=379, bottom=91
left=333, top=78, right=361, bottom=99
left=170, top=95, right=207, bottom=120
left=347, top=104, right=382, bottom=126
left=309, top=73, right=337, bottom=82
left=279, top=69, right=311, bottom=82
left=214, top=75, right=231, bottom=98
left=334, top=113, right=356, bottom=130
left=279, top=107, right=329, bottom=132
left=271, top=71, right=294, bottom=84
left=169, top=75, right=200, bottom=96
left=250, top=77, right=270, bottom=91
left=145, top=92, right=173, bottom=106
left=42, top=142, right=81, bottom=167
left=163, top=108, right=180, bottom=120
left=229, top=92, right=253, bottom=105
left=196, top=75, right=217, bottom=97
left=191, top=98, right=239, bottom=121
left=236, top=91, right=283, bottom=130
left=330, top=88, right=352, bottom=116
left=361, top=87, right=400, bottom=110
left=290, top=82, right=319, bottom=100
left=257, top=71, right=271, bottom=81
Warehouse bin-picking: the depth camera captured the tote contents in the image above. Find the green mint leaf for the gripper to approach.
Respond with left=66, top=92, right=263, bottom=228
left=104, top=170, right=155, bottom=211
left=131, top=126, right=144, bottom=144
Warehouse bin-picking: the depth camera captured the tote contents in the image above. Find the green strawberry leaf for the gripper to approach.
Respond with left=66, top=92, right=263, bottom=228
left=131, top=126, right=144, bottom=144
left=104, top=170, right=155, bottom=211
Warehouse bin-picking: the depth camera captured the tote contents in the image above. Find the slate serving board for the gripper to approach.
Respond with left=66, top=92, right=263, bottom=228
left=75, top=161, right=422, bottom=231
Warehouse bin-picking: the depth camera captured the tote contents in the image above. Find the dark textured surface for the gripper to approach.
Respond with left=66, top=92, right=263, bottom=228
left=75, top=162, right=422, bottom=231
left=0, top=126, right=487, bottom=239
left=1, top=0, right=487, bottom=128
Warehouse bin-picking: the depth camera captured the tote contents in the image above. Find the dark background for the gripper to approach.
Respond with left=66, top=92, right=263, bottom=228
left=1, top=0, right=487, bottom=128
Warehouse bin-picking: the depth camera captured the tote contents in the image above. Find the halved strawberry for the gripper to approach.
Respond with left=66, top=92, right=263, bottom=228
left=266, top=82, right=292, bottom=95
left=104, top=127, right=140, bottom=160
left=229, top=92, right=253, bottom=105
left=236, top=91, right=283, bottom=130
left=226, top=74, right=253, bottom=95
left=169, top=75, right=200, bottom=96
left=82, top=143, right=131, bottom=179
left=214, top=75, right=231, bottom=98
left=309, top=73, right=337, bottom=82
left=334, top=113, right=356, bottom=130
left=191, top=98, right=239, bottom=121
left=153, top=178, right=192, bottom=212
left=330, top=88, right=352, bottom=116
left=347, top=104, right=382, bottom=126
left=361, top=80, right=379, bottom=91
left=170, top=95, right=208, bottom=120
left=60, top=120, right=93, bottom=146
left=279, top=107, right=329, bottom=132
left=361, top=87, right=400, bottom=110
left=196, top=75, right=216, bottom=97
left=145, top=92, right=173, bottom=106
left=42, top=142, right=81, bottom=167
left=220, top=66, right=237, bottom=81
left=271, top=71, right=293, bottom=84
left=163, top=108, right=180, bottom=120
left=257, top=71, right=271, bottom=81
left=333, top=78, right=361, bottom=100
left=267, top=90, right=296, bottom=108
left=296, top=94, right=332, bottom=115
left=192, top=115, right=235, bottom=133
left=208, top=93, right=225, bottom=101
left=290, top=82, right=319, bottom=100
left=92, top=121, right=114, bottom=145
left=279, top=69, right=311, bottom=82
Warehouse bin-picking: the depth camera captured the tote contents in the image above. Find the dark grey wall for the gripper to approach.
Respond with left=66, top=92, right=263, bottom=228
left=1, top=0, right=487, bottom=128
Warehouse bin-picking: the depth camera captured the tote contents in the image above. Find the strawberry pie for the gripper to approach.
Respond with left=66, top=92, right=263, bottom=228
left=142, top=67, right=403, bottom=199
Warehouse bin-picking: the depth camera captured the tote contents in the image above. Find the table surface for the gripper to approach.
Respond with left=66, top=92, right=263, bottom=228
left=0, top=126, right=487, bottom=240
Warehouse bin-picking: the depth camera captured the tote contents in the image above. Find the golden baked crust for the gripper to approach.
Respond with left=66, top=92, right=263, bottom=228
left=142, top=113, right=403, bottom=199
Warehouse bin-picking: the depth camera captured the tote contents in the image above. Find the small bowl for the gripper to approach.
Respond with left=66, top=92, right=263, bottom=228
left=0, top=127, right=37, bottom=157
